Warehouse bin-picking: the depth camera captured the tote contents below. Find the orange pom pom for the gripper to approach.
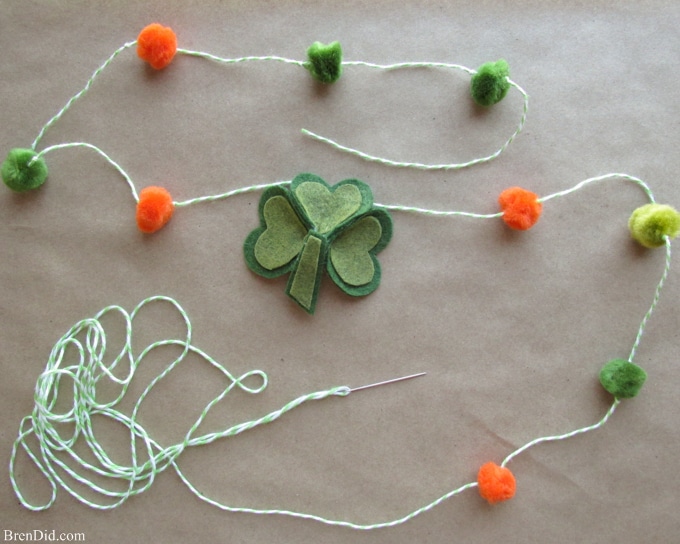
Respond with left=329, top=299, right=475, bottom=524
left=136, top=186, right=175, bottom=233
left=477, top=462, right=516, bottom=504
left=498, top=186, right=542, bottom=230
left=137, top=23, right=177, bottom=70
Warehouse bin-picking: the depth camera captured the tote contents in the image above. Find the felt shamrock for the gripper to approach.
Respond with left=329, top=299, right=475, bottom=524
left=244, top=173, right=392, bottom=314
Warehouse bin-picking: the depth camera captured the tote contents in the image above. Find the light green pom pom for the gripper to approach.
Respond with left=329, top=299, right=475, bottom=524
left=599, top=359, right=647, bottom=399
left=305, top=41, right=343, bottom=84
left=470, top=59, right=510, bottom=107
left=629, top=203, right=680, bottom=248
left=2, top=148, right=48, bottom=192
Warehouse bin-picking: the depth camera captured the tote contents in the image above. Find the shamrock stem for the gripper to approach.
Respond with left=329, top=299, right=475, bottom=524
left=286, top=233, right=328, bottom=314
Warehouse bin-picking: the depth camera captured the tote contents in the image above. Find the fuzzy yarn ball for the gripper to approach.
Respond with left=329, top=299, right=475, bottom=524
left=470, top=60, right=510, bottom=107
left=599, top=359, right=647, bottom=399
left=137, top=23, right=178, bottom=70
left=477, top=462, right=516, bottom=504
left=1, top=148, right=48, bottom=192
left=136, top=186, right=175, bottom=233
left=628, top=203, right=680, bottom=248
left=305, top=41, right=343, bottom=84
left=498, top=186, right=542, bottom=230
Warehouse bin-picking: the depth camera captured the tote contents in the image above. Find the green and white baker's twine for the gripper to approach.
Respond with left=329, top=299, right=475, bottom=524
left=27, top=38, right=528, bottom=175
left=10, top=295, right=343, bottom=512
left=8, top=28, right=677, bottom=529
left=10, top=214, right=674, bottom=526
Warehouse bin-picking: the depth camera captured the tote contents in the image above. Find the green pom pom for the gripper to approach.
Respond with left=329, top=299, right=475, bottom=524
left=599, top=359, right=647, bottom=399
left=470, top=59, right=510, bottom=107
left=1, top=148, right=48, bottom=192
left=628, top=203, right=680, bottom=248
left=305, top=41, right=343, bottom=84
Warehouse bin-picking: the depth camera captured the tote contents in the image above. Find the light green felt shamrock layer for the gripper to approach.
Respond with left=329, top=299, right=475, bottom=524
left=254, top=195, right=308, bottom=270
left=286, top=234, right=327, bottom=312
left=330, top=216, right=382, bottom=286
left=243, top=186, right=302, bottom=279
left=295, top=181, right=362, bottom=234
left=327, top=210, right=391, bottom=297
left=243, top=173, right=392, bottom=314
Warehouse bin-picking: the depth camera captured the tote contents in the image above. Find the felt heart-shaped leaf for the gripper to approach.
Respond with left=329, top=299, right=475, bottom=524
left=294, top=181, right=362, bottom=234
left=253, top=195, right=307, bottom=270
left=328, top=209, right=393, bottom=298
left=330, top=216, right=383, bottom=286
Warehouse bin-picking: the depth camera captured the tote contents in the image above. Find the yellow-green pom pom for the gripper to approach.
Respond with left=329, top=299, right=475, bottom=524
left=470, top=59, right=510, bottom=107
left=305, top=41, right=343, bottom=84
left=599, top=359, right=647, bottom=399
left=629, top=203, right=680, bottom=248
left=2, top=148, right=48, bottom=192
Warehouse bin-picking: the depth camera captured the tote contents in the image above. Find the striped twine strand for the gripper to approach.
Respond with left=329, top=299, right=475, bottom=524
left=27, top=38, right=529, bottom=174
left=9, top=32, right=676, bottom=529
left=11, top=220, right=674, bottom=523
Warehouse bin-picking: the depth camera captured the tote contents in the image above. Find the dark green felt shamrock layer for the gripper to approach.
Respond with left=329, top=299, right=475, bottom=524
left=243, top=173, right=392, bottom=314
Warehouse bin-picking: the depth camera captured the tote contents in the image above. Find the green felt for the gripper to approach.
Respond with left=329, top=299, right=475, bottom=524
left=286, top=234, right=326, bottom=313
left=330, top=216, right=382, bottom=286
left=599, top=359, right=647, bottom=399
left=1, top=148, right=48, bottom=192
left=470, top=59, right=510, bottom=107
left=254, top=195, right=308, bottom=270
left=628, top=203, right=680, bottom=248
left=244, top=174, right=393, bottom=312
left=289, top=173, right=374, bottom=234
left=328, top=208, right=393, bottom=297
left=244, top=186, right=302, bottom=279
left=305, top=41, right=343, bottom=84
left=294, top=181, right=362, bottom=234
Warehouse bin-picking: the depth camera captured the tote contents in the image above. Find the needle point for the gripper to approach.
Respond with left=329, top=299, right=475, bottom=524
left=349, top=371, right=427, bottom=393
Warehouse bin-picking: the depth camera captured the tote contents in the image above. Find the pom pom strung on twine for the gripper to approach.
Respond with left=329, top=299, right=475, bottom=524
left=136, top=186, right=175, bottom=233
left=305, top=41, right=343, bottom=83
left=470, top=59, right=511, bottom=107
left=2, top=22, right=532, bottom=195
left=1, top=148, right=48, bottom=192
left=498, top=186, right=542, bottom=230
left=3, top=21, right=679, bottom=529
left=137, top=23, right=178, bottom=69
left=628, top=203, right=680, bottom=248
left=477, top=462, right=516, bottom=504
left=8, top=167, right=677, bottom=522
left=599, top=359, right=647, bottom=399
